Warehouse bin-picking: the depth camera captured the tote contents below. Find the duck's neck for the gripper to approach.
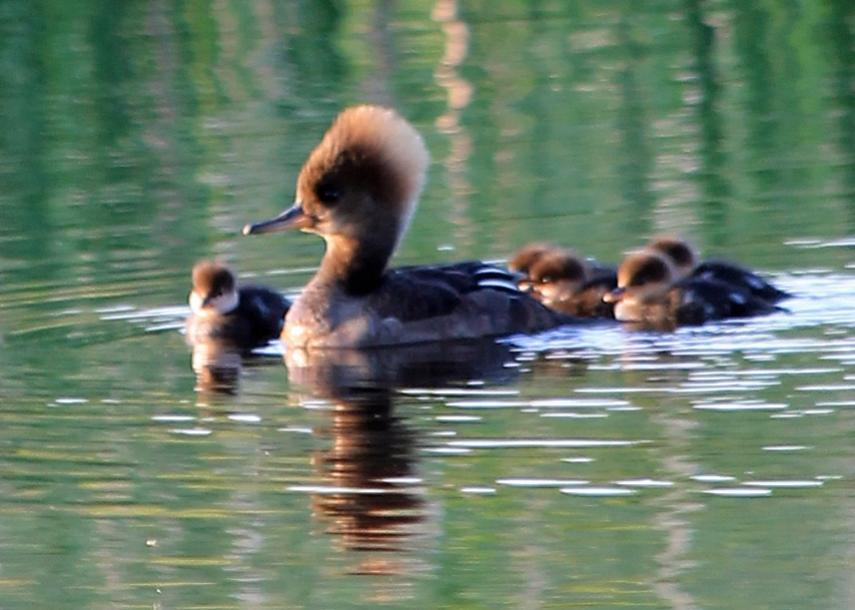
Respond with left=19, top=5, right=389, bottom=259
left=315, top=234, right=395, bottom=295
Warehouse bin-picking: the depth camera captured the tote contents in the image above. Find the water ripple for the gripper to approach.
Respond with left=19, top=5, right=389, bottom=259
left=560, top=487, right=637, bottom=497
left=496, top=478, right=589, bottom=487
left=446, top=439, right=644, bottom=449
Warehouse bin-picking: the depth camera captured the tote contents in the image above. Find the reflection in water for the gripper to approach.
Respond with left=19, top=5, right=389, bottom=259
left=615, top=14, right=654, bottom=237
left=364, top=0, right=396, bottom=106
left=433, top=0, right=474, bottom=248
left=827, top=0, right=855, bottom=232
left=313, top=395, right=421, bottom=576
left=286, top=340, right=517, bottom=577
left=191, top=340, right=243, bottom=394
left=649, top=402, right=702, bottom=610
left=285, top=0, right=347, bottom=114
left=685, top=0, right=729, bottom=247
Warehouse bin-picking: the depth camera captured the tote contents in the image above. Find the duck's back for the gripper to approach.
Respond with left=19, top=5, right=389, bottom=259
left=377, top=262, right=569, bottom=335
left=287, top=261, right=572, bottom=348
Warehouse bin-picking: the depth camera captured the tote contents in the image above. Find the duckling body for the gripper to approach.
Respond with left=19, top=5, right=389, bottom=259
left=186, top=261, right=290, bottom=349
left=647, top=236, right=790, bottom=304
left=605, top=250, right=779, bottom=330
left=692, top=260, right=790, bottom=303
left=525, top=249, right=616, bottom=318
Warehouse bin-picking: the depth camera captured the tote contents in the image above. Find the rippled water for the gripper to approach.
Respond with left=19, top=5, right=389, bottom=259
left=2, top=1, right=855, bottom=609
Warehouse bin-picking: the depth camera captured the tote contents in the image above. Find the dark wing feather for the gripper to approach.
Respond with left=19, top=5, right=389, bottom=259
left=236, top=286, right=290, bottom=345
left=577, top=272, right=617, bottom=318
left=588, top=260, right=618, bottom=279
left=675, top=277, right=778, bottom=324
left=693, top=260, right=790, bottom=303
left=374, top=262, right=563, bottom=325
left=394, top=260, right=521, bottom=294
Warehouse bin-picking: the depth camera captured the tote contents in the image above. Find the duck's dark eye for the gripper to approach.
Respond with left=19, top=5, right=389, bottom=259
left=540, top=276, right=552, bottom=284
left=316, top=183, right=341, bottom=205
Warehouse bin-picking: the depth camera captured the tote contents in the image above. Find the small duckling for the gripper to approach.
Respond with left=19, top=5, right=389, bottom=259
left=526, top=249, right=616, bottom=318
left=604, top=250, right=779, bottom=329
left=647, top=235, right=790, bottom=303
left=509, top=242, right=616, bottom=289
left=507, top=242, right=556, bottom=276
left=186, top=260, right=290, bottom=349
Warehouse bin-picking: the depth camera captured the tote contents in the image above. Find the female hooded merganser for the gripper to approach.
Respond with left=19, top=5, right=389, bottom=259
left=603, top=250, right=779, bottom=329
left=647, top=235, right=790, bottom=303
left=524, top=249, right=616, bottom=318
left=186, top=260, right=290, bottom=349
left=243, top=105, right=567, bottom=348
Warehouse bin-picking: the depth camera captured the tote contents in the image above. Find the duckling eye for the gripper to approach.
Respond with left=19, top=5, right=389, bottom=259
left=316, top=183, right=341, bottom=205
left=540, top=276, right=552, bottom=284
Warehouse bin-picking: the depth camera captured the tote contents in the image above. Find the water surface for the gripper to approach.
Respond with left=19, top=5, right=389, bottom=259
left=1, top=1, right=854, bottom=609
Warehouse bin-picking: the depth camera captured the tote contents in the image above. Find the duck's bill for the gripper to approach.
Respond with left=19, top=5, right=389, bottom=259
left=242, top=203, right=306, bottom=235
left=602, top=287, right=625, bottom=303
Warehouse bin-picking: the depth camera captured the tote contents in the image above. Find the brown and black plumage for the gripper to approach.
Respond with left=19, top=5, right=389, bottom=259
left=243, top=106, right=570, bottom=348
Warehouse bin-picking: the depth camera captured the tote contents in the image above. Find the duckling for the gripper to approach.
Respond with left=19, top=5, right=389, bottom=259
left=507, top=242, right=555, bottom=276
left=604, top=249, right=779, bottom=329
left=647, top=235, right=790, bottom=303
left=242, top=106, right=569, bottom=348
left=526, top=249, right=616, bottom=318
left=186, top=260, right=290, bottom=349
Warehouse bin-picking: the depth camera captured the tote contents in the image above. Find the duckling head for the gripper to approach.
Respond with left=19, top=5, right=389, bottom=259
left=507, top=242, right=555, bottom=274
left=646, top=235, right=698, bottom=279
left=604, top=250, right=675, bottom=322
left=527, top=250, right=589, bottom=305
left=190, top=260, right=239, bottom=316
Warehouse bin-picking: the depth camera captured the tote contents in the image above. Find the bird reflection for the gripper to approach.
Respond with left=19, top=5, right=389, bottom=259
left=287, top=340, right=517, bottom=576
left=191, top=339, right=244, bottom=394
left=313, top=392, right=421, bottom=575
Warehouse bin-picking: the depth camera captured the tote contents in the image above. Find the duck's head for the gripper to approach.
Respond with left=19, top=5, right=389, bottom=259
left=604, top=250, right=675, bottom=321
left=646, top=235, right=698, bottom=279
left=526, top=250, right=589, bottom=305
left=189, top=260, right=239, bottom=316
left=243, top=105, right=429, bottom=254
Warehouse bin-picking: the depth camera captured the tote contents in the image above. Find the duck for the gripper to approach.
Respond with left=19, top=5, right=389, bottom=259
left=186, top=260, right=290, bottom=349
left=646, top=235, right=790, bottom=303
left=242, top=105, right=569, bottom=348
left=603, top=249, right=780, bottom=329
left=524, top=248, right=616, bottom=318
